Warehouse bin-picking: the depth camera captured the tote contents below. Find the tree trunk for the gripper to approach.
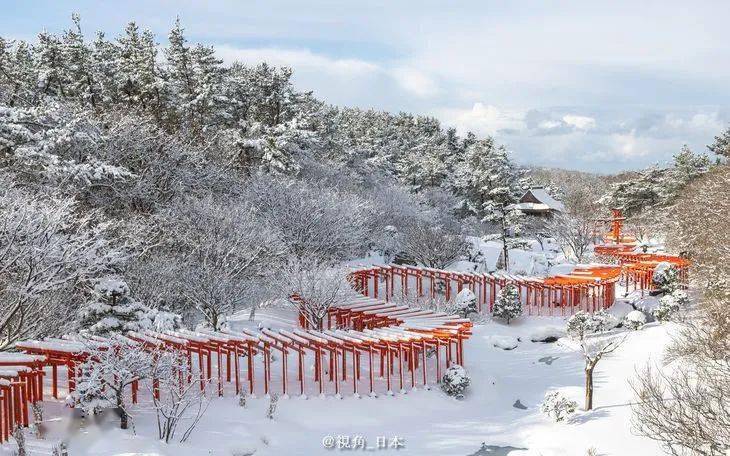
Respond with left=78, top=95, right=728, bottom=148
left=585, top=363, right=595, bottom=411
left=117, top=393, right=128, bottom=430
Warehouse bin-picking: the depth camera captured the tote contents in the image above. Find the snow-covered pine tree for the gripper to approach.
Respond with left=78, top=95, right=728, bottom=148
left=89, top=31, right=120, bottom=106
left=33, top=29, right=66, bottom=97
left=116, top=22, right=161, bottom=114
left=61, top=14, right=95, bottom=105
left=0, top=38, right=36, bottom=106
left=492, top=284, right=522, bottom=324
left=652, top=262, right=681, bottom=294
left=483, top=185, right=525, bottom=272
left=708, top=125, right=730, bottom=158
left=78, top=277, right=154, bottom=336
left=450, top=138, right=522, bottom=218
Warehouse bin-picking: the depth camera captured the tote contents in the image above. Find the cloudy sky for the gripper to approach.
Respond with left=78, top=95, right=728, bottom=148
left=3, top=0, right=729, bottom=172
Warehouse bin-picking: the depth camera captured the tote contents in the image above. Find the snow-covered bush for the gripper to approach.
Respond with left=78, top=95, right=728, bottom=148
left=652, top=290, right=689, bottom=322
left=441, top=364, right=470, bottom=399
left=540, top=391, right=578, bottom=422
left=450, top=289, right=478, bottom=318
left=566, top=310, right=617, bottom=340
left=652, top=262, right=681, bottom=294
left=492, top=284, right=522, bottom=324
left=623, top=310, right=647, bottom=330
left=78, top=277, right=155, bottom=336
left=652, top=296, right=679, bottom=322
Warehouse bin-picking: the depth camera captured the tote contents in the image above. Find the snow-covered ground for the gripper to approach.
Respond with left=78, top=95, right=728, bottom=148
left=15, top=311, right=671, bottom=456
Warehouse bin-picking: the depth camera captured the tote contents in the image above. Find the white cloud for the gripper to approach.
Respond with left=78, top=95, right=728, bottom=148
left=390, top=67, right=439, bottom=97
left=436, top=103, right=525, bottom=136
left=215, top=45, right=380, bottom=77
left=562, top=115, right=596, bottom=130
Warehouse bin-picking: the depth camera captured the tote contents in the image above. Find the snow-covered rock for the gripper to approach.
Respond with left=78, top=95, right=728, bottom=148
left=490, top=335, right=519, bottom=350
left=529, top=326, right=565, bottom=343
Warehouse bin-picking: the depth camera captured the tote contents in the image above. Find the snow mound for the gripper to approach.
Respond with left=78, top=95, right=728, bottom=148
left=607, top=301, right=634, bottom=321
left=490, top=335, right=519, bottom=350
left=529, top=326, right=565, bottom=343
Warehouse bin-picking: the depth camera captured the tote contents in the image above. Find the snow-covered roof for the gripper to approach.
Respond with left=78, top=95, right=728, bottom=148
left=509, top=202, right=552, bottom=212
left=523, top=188, right=565, bottom=211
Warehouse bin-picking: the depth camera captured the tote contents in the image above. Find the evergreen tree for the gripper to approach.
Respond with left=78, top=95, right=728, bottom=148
left=708, top=125, right=730, bottom=158
left=116, top=22, right=161, bottom=113
left=34, top=30, right=66, bottom=97
left=61, top=14, right=95, bottom=105
left=492, top=284, right=522, bottom=324
left=78, top=277, right=154, bottom=336
left=483, top=184, right=525, bottom=272
left=90, top=31, right=120, bottom=106
left=450, top=138, right=522, bottom=218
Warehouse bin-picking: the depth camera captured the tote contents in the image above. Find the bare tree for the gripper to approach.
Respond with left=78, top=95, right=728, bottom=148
left=545, top=212, right=594, bottom=263
left=281, top=259, right=353, bottom=330
left=246, top=175, right=371, bottom=262
left=397, top=220, right=467, bottom=269
left=582, top=334, right=625, bottom=410
left=149, top=350, right=211, bottom=443
left=631, top=296, right=730, bottom=455
left=154, top=197, right=283, bottom=329
left=0, top=185, right=123, bottom=349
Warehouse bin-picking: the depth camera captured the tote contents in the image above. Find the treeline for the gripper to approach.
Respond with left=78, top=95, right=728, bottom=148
left=0, top=16, right=527, bottom=342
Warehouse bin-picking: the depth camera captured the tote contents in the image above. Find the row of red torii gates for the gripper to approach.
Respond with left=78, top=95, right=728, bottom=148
left=349, top=264, right=621, bottom=317
left=0, top=295, right=472, bottom=442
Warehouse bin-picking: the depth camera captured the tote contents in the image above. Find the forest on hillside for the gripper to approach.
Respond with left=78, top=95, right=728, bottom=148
left=0, top=16, right=726, bottom=347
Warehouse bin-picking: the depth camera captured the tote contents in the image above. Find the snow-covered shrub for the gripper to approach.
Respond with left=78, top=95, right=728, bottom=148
left=652, top=262, right=681, bottom=294
left=450, top=289, right=478, bottom=318
left=566, top=310, right=617, bottom=340
left=623, top=310, right=647, bottom=330
left=441, top=364, right=470, bottom=399
left=652, top=296, right=678, bottom=322
left=492, top=284, right=522, bottom=324
left=78, top=277, right=155, bottom=336
left=540, top=391, right=578, bottom=422
left=652, top=290, right=689, bottom=322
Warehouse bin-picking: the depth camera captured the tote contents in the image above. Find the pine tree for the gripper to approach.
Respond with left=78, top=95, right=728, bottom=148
left=34, top=30, right=66, bottom=97
left=450, top=138, right=522, bottom=218
left=483, top=184, right=525, bottom=272
left=492, top=284, right=522, bottom=324
left=708, top=126, right=730, bottom=158
left=78, top=277, right=154, bottom=336
left=116, top=22, right=161, bottom=113
left=90, top=31, right=120, bottom=106
left=0, top=38, right=35, bottom=106
left=61, top=14, right=95, bottom=105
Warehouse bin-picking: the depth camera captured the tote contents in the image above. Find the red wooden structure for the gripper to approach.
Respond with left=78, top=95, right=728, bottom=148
left=349, top=263, right=621, bottom=317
